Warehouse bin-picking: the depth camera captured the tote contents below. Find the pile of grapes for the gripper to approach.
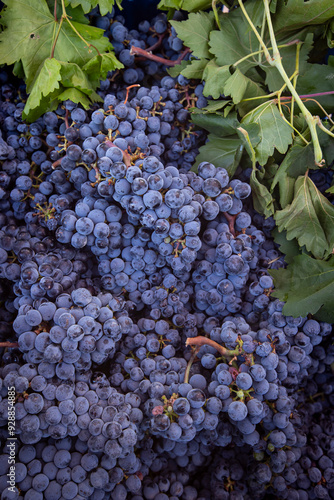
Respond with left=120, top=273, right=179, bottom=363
left=0, top=6, right=333, bottom=500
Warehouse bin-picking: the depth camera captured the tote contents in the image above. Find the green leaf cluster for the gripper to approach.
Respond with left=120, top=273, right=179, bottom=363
left=170, top=0, right=334, bottom=319
left=0, top=0, right=123, bottom=121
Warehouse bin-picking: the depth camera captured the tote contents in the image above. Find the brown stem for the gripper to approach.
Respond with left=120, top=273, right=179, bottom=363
left=54, top=0, right=58, bottom=22
left=223, top=212, right=237, bottom=236
left=64, top=109, right=70, bottom=129
left=0, top=342, right=19, bottom=348
left=124, top=84, right=140, bottom=105
left=279, top=91, right=334, bottom=101
left=105, top=140, right=132, bottom=168
left=184, top=345, right=200, bottom=384
left=186, top=336, right=235, bottom=357
left=52, top=158, right=62, bottom=169
left=146, top=33, right=166, bottom=52
left=130, top=46, right=191, bottom=67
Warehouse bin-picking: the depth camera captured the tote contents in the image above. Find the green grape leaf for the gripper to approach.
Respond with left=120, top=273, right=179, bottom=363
left=285, top=143, right=315, bottom=177
left=295, top=56, right=334, bottom=114
left=241, top=100, right=293, bottom=165
left=58, top=61, right=96, bottom=95
left=191, top=112, right=239, bottom=137
left=209, top=10, right=259, bottom=73
left=22, top=58, right=62, bottom=120
left=270, top=254, right=334, bottom=322
left=250, top=168, right=275, bottom=217
left=82, top=52, right=123, bottom=88
left=181, top=58, right=208, bottom=79
left=202, top=61, right=231, bottom=99
left=182, top=0, right=212, bottom=12
left=273, top=0, right=334, bottom=35
left=245, top=0, right=265, bottom=27
left=195, top=100, right=232, bottom=113
left=13, top=61, right=25, bottom=79
left=157, top=0, right=183, bottom=10
left=65, top=0, right=122, bottom=14
left=170, top=12, right=215, bottom=60
left=0, top=0, right=113, bottom=90
left=167, top=60, right=189, bottom=78
left=275, top=174, right=334, bottom=259
left=270, top=142, right=314, bottom=208
left=272, top=228, right=301, bottom=264
left=223, top=67, right=266, bottom=112
left=192, top=134, right=242, bottom=174
left=57, top=87, right=99, bottom=107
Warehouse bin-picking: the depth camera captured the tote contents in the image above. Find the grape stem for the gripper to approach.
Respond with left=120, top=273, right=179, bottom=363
left=146, top=33, right=167, bottom=52
left=186, top=336, right=239, bottom=357
left=0, top=342, right=19, bottom=348
left=222, top=212, right=237, bottom=236
left=184, top=346, right=200, bottom=384
left=130, top=46, right=191, bottom=67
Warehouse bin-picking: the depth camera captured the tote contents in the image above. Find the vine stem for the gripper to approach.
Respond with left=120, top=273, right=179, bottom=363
left=212, top=0, right=222, bottom=30
left=54, top=0, right=57, bottom=22
left=238, top=0, right=324, bottom=166
left=0, top=342, right=19, bottom=348
left=222, top=212, right=237, bottom=235
left=50, top=16, right=64, bottom=58
left=130, top=46, right=191, bottom=67
left=290, top=43, right=301, bottom=129
left=234, top=40, right=300, bottom=69
left=258, top=9, right=266, bottom=63
left=51, top=0, right=101, bottom=58
left=280, top=91, right=334, bottom=100
left=262, top=0, right=323, bottom=165
left=186, top=336, right=239, bottom=357
left=146, top=33, right=166, bottom=52
left=184, top=346, right=200, bottom=384
left=61, top=0, right=101, bottom=56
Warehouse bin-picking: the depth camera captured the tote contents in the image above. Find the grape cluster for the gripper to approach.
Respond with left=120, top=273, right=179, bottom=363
left=0, top=5, right=333, bottom=500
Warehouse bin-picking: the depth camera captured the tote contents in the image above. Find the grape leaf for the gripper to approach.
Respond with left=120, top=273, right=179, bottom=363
left=250, top=168, right=275, bottom=217
left=192, top=134, right=242, bottom=173
left=157, top=0, right=183, bottom=10
left=56, top=88, right=97, bottom=107
left=0, top=0, right=112, bottom=89
left=202, top=61, right=231, bottom=99
left=195, top=100, right=231, bottom=113
left=270, top=254, right=334, bottom=322
left=273, top=0, right=334, bottom=35
left=170, top=12, right=215, bottom=60
left=223, top=68, right=266, bottom=112
left=182, top=0, right=212, bottom=12
left=181, top=58, right=208, bottom=79
left=245, top=0, right=265, bottom=27
left=270, top=142, right=314, bottom=208
left=65, top=0, right=122, bottom=15
left=241, top=100, right=293, bottom=165
left=209, top=10, right=259, bottom=73
left=295, top=57, right=334, bottom=114
left=272, top=228, right=301, bottom=264
left=191, top=112, right=239, bottom=137
left=275, top=174, right=334, bottom=259
left=82, top=52, right=123, bottom=88
left=22, top=58, right=62, bottom=120
left=167, top=60, right=189, bottom=78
